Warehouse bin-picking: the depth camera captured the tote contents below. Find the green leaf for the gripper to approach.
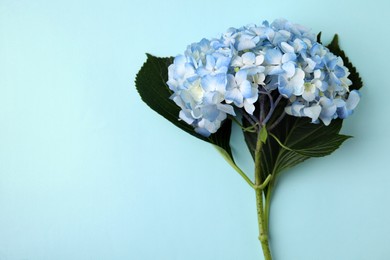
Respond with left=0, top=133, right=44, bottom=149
left=327, top=34, right=363, bottom=91
left=317, top=32, right=322, bottom=44
left=278, top=119, right=351, bottom=157
left=135, top=53, right=235, bottom=159
left=271, top=117, right=351, bottom=175
left=243, top=115, right=350, bottom=183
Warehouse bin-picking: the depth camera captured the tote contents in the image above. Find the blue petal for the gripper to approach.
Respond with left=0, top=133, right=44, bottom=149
left=265, top=48, right=282, bottom=65
left=336, top=106, right=348, bottom=119
left=179, top=110, right=195, bottom=124
left=203, top=119, right=221, bottom=133
left=346, top=90, right=360, bottom=110
left=235, top=70, right=248, bottom=85
left=201, top=105, right=220, bottom=121
left=195, top=126, right=211, bottom=137
left=240, top=80, right=253, bottom=98
left=329, top=72, right=341, bottom=85
left=280, top=42, right=294, bottom=53
left=201, top=74, right=227, bottom=92
left=333, top=65, right=346, bottom=78
left=267, top=65, right=284, bottom=75
left=225, top=88, right=243, bottom=106
left=265, top=75, right=279, bottom=90
left=174, top=55, right=186, bottom=66
left=237, top=37, right=256, bottom=51
left=319, top=97, right=337, bottom=118
left=293, top=38, right=306, bottom=52
left=282, top=52, right=296, bottom=63
left=226, top=74, right=237, bottom=90
left=304, top=58, right=316, bottom=72
left=217, top=104, right=236, bottom=116
left=282, top=62, right=295, bottom=78
left=205, top=55, right=216, bottom=71
left=196, top=67, right=209, bottom=77
left=278, top=76, right=293, bottom=97
left=273, top=30, right=291, bottom=45
left=191, top=107, right=203, bottom=119
left=325, top=56, right=337, bottom=69
left=215, top=56, right=231, bottom=69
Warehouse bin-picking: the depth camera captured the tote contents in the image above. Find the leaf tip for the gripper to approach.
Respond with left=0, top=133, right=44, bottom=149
left=317, top=31, right=322, bottom=44
left=329, top=34, right=340, bottom=51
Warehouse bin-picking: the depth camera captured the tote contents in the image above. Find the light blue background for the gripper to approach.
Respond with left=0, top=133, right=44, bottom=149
left=1, top=0, right=389, bottom=259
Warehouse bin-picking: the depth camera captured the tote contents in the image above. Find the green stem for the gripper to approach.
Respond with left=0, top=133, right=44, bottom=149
left=255, top=188, right=272, bottom=260
left=214, top=145, right=255, bottom=189
left=264, top=178, right=275, bottom=235
left=254, top=128, right=272, bottom=260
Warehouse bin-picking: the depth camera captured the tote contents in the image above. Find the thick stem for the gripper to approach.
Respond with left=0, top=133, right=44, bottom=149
left=264, top=178, right=275, bottom=234
left=254, top=128, right=272, bottom=260
left=256, top=189, right=272, bottom=259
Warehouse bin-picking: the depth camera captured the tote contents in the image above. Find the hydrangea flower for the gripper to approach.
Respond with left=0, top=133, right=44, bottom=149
left=167, top=19, right=361, bottom=136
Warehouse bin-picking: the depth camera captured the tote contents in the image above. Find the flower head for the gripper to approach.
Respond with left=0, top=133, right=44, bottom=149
left=167, top=19, right=360, bottom=136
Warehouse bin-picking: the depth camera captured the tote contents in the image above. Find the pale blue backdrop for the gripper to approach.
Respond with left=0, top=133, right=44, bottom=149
left=1, top=0, right=389, bottom=259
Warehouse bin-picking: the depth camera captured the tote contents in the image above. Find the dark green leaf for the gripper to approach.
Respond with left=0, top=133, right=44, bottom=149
left=317, top=32, right=322, bottom=44
left=327, top=34, right=363, bottom=91
left=281, top=119, right=351, bottom=157
left=135, top=54, right=234, bottom=159
left=271, top=117, right=350, bottom=175
left=244, top=115, right=350, bottom=184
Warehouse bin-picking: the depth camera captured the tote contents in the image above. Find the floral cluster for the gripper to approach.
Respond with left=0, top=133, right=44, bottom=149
left=167, top=19, right=360, bottom=136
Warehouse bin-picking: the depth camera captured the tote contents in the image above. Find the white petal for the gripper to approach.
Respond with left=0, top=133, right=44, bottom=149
left=242, top=52, right=256, bottom=65
left=303, top=105, right=321, bottom=122
left=280, top=41, right=295, bottom=53
left=313, top=69, right=321, bottom=79
left=290, top=69, right=305, bottom=96
left=243, top=100, right=255, bottom=115
left=302, top=90, right=316, bottom=102
left=256, top=54, right=264, bottom=65
left=320, top=116, right=332, bottom=126
left=231, top=56, right=243, bottom=67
